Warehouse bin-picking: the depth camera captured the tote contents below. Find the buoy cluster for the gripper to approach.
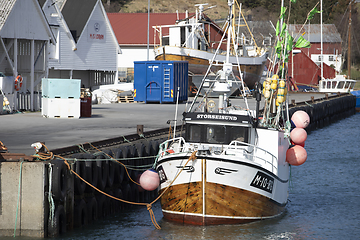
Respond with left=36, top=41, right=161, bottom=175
left=48, top=139, right=163, bottom=237
left=286, top=110, right=310, bottom=166
left=262, top=74, right=287, bottom=106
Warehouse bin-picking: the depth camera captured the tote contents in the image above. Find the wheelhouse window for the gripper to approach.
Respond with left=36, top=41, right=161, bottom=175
left=186, top=124, right=249, bottom=144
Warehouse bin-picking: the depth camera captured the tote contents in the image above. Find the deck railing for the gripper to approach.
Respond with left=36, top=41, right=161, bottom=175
left=159, top=137, right=278, bottom=173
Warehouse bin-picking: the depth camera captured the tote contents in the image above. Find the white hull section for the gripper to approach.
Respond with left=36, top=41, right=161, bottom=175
left=158, top=154, right=289, bottom=205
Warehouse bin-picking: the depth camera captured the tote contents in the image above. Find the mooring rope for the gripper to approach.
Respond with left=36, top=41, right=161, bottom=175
left=48, top=163, right=56, bottom=230
left=31, top=142, right=198, bottom=230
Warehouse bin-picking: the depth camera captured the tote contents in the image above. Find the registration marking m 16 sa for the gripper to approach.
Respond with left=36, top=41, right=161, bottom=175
left=250, top=171, right=274, bottom=193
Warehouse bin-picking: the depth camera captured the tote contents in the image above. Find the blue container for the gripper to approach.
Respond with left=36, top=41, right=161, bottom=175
left=42, top=78, right=81, bottom=99
left=134, top=61, right=188, bottom=103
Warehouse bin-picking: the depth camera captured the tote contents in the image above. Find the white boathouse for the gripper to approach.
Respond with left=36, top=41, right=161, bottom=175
left=41, top=0, right=120, bottom=89
left=0, top=0, right=55, bottom=111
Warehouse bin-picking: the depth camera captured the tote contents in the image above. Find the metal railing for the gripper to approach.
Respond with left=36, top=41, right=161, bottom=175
left=158, top=137, right=278, bottom=174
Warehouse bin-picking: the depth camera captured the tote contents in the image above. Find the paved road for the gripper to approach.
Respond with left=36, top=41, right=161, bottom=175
left=0, top=92, right=328, bottom=155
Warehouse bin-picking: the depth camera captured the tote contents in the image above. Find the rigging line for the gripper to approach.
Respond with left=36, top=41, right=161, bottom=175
left=335, top=4, right=349, bottom=30
left=351, top=25, right=360, bottom=56
left=188, top=21, right=229, bottom=112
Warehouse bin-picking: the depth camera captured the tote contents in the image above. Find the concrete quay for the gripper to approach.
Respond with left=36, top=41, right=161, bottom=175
left=0, top=92, right=350, bottom=156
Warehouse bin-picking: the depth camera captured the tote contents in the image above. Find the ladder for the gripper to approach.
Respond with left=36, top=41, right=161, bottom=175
left=163, top=68, right=171, bottom=98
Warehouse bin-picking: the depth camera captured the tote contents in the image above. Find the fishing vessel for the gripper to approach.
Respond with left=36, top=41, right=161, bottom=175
left=318, top=75, right=356, bottom=93
left=154, top=0, right=308, bottom=225
left=318, top=0, right=357, bottom=93
left=152, top=2, right=267, bottom=90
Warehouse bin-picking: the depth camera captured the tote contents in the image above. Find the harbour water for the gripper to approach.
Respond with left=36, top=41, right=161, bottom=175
left=8, top=113, right=360, bottom=240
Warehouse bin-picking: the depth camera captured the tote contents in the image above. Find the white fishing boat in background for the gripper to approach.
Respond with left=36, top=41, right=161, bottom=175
left=152, top=2, right=267, bottom=90
left=155, top=0, right=308, bottom=225
left=318, top=0, right=357, bottom=94
left=318, top=75, right=356, bottom=93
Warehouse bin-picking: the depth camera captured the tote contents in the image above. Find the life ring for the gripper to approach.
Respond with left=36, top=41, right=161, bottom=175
left=14, top=75, right=22, bottom=91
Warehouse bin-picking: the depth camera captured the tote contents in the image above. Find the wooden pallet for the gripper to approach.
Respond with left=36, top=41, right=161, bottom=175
left=118, top=95, right=134, bottom=103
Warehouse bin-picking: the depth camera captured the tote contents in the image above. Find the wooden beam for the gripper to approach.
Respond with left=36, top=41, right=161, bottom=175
left=0, top=39, right=13, bottom=66
left=0, top=37, right=16, bottom=76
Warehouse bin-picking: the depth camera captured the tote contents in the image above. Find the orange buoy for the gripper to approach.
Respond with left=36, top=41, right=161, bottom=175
left=290, top=127, right=307, bottom=145
left=291, top=140, right=305, bottom=147
left=139, top=169, right=160, bottom=191
left=286, top=145, right=307, bottom=166
left=291, top=110, right=310, bottom=128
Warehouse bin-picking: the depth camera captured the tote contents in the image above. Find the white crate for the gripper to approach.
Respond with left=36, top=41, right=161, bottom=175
left=42, top=98, right=80, bottom=119
left=0, top=76, right=15, bottom=94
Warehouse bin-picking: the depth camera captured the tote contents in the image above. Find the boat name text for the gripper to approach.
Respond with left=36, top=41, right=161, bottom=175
left=250, top=171, right=274, bottom=193
left=196, top=114, right=237, bottom=121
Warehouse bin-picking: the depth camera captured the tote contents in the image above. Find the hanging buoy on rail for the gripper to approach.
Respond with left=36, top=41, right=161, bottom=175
left=139, top=169, right=160, bottom=191
left=286, top=145, right=307, bottom=166
left=291, top=110, right=310, bottom=128
left=290, top=127, right=307, bottom=145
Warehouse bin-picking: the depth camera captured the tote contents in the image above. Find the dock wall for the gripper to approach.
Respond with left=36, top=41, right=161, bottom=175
left=0, top=93, right=356, bottom=237
left=288, top=93, right=356, bottom=132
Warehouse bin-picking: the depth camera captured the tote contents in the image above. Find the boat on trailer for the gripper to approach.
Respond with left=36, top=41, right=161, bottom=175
left=154, top=0, right=307, bottom=225
left=152, top=2, right=267, bottom=89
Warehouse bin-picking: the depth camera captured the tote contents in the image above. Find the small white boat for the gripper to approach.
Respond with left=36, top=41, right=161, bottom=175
left=154, top=0, right=307, bottom=226
left=319, top=75, right=357, bottom=93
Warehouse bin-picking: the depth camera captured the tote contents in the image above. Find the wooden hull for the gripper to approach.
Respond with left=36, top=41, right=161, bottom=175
left=154, top=46, right=267, bottom=89
left=159, top=181, right=286, bottom=225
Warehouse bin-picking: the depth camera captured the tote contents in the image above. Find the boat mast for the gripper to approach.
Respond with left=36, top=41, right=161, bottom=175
left=217, top=0, right=234, bottom=113
left=321, top=0, right=323, bottom=80
left=348, top=1, right=352, bottom=79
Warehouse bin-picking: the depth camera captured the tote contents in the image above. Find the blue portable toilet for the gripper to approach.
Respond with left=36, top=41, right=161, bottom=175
left=134, top=61, right=188, bottom=103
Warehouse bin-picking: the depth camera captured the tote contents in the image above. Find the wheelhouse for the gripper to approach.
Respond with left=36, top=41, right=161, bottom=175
left=183, top=112, right=254, bottom=145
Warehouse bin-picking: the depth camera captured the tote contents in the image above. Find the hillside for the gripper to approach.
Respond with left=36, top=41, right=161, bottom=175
left=103, top=0, right=279, bottom=23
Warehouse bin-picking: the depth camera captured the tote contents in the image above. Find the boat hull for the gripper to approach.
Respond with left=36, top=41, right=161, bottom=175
left=160, top=182, right=286, bottom=225
left=157, top=155, right=289, bottom=225
left=154, top=46, right=267, bottom=89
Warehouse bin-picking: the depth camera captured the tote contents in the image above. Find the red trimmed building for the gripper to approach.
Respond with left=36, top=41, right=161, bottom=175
left=287, top=24, right=341, bottom=87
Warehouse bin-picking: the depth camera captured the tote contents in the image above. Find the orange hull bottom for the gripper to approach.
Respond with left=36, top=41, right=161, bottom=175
left=160, top=182, right=286, bottom=225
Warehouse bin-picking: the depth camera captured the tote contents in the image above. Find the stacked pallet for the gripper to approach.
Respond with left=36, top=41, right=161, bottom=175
left=41, top=78, right=81, bottom=118
left=117, top=90, right=134, bottom=103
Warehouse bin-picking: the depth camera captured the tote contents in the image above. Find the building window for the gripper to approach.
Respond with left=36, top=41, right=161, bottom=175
left=329, top=56, right=334, bottom=61
left=318, top=56, right=322, bottom=61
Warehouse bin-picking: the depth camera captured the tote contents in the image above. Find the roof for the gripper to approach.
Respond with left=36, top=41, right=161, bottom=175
left=0, top=0, right=55, bottom=43
left=288, top=24, right=342, bottom=43
left=0, top=0, right=16, bottom=32
left=37, top=0, right=46, bottom=7
left=61, top=0, right=97, bottom=42
left=107, top=13, right=191, bottom=46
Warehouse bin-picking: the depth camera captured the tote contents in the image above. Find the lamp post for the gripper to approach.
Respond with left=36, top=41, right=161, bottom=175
left=147, top=0, right=150, bottom=61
